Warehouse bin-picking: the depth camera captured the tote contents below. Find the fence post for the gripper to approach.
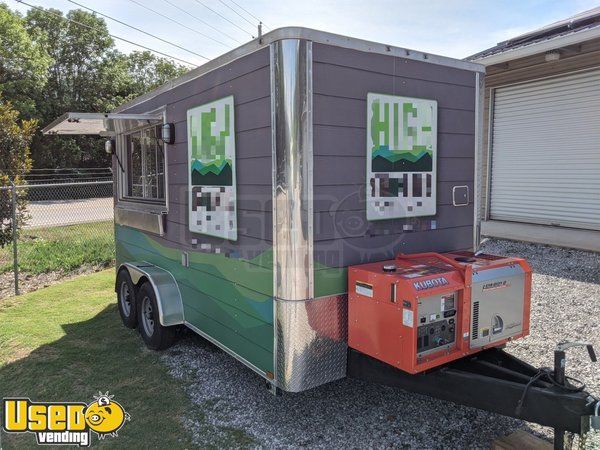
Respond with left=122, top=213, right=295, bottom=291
left=11, top=182, right=19, bottom=296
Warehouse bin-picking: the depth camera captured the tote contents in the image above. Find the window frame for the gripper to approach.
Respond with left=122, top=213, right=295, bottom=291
left=116, top=111, right=168, bottom=214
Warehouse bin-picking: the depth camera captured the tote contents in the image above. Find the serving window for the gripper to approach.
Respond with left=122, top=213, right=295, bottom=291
left=119, top=125, right=166, bottom=206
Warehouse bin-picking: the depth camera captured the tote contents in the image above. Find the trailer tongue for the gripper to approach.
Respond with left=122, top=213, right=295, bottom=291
left=347, top=251, right=598, bottom=448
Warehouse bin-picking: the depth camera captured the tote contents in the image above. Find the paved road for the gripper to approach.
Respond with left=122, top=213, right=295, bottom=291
left=26, top=198, right=113, bottom=228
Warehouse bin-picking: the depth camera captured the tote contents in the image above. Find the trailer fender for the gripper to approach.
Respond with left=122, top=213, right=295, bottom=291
left=118, top=262, right=184, bottom=327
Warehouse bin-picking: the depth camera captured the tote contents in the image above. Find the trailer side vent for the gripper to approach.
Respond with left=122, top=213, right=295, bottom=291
left=472, top=301, right=480, bottom=340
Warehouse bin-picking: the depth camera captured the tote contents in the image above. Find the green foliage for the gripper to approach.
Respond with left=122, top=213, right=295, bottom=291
left=0, top=96, right=36, bottom=248
left=0, top=4, right=189, bottom=169
left=0, top=4, right=51, bottom=117
left=126, top=50, right=189, bottom=97
left=24, top=7, right=123, bottom=168
left=0, top=221, right=115, bottom=275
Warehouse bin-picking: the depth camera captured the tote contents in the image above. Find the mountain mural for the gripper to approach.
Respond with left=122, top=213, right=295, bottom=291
left=371, top=145, right=433, bottom=172
left=191, top=159, right=233, bottom=186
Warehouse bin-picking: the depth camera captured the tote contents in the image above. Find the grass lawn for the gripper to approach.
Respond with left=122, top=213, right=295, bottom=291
left=0, top=270, right=250, bottom=449
left=0, top=221, right=115, bottom=275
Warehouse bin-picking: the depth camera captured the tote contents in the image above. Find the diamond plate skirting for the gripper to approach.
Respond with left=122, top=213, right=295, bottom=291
left=275, top=294, right=348, bottom=392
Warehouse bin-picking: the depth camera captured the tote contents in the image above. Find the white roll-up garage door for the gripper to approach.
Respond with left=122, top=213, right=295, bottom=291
left=490, top=69, right=600, bottom=230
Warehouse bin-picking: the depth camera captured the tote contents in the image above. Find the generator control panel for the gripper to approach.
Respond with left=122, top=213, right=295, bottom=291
left=417, top=292, right=457, bottom=356
left=348, top=251, right=532, bottom=374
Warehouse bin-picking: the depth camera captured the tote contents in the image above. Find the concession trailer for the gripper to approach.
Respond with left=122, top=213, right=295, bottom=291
left=43, top=27, right=598, bottom=447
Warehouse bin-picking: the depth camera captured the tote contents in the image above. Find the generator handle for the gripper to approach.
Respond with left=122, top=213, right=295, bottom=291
left=395, top=252, right=466, bottom=279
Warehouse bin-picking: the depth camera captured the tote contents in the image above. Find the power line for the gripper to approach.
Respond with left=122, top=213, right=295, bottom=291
left=216, top=0, right=259, bottom=29
left=67, top=0, right=208, bottom=60
left=127, top=0, right=231, bottom=49
left=191, top=0, right=254, bottom=37
left=15, top=0, right=197, bottom=66
left=160, top=0, right=242, bottom=44
left=228, top=0, right=269, bottom=29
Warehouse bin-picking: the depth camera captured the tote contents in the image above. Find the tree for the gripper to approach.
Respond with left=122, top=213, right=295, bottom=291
left=0, top=95, right=36, bottom=248
left=0, top=4, right=51, bottom=118
left=24, top=7, right=123, bottom=168
left=126, top=51, right=189, bottom=97
left=0, top=4, right=190, bottom=170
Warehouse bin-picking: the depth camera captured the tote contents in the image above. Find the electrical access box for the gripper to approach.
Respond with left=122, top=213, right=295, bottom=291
left=348, top=252, right=532, bottom=374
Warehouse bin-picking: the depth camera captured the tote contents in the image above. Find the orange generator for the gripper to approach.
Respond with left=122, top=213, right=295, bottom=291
left=348, top=251, right=532, bottom=374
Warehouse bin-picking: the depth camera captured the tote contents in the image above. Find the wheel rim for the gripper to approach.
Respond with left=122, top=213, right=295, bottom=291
left=141, top=296, right=155, bottom=336
left=119, top=282, right=131, bottom=317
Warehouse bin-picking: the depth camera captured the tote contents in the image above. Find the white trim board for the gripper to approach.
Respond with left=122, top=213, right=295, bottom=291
left=481, top=220, right=600, bottom=253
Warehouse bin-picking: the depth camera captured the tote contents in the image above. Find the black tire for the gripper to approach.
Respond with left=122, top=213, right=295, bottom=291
left=116, top=269, right=137, bottom=329
left=137, top=282, right=177, bottom=350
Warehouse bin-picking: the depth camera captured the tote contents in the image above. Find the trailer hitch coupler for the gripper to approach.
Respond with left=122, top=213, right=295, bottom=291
left=592, top=401, right=600, bottom=430
left=587, top=345, right=597, bottom=363
left=553, top=342, right=597, bottom=449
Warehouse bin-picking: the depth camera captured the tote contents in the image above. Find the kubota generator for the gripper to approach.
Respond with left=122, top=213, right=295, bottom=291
left=348, top=251, right=532, bottom=374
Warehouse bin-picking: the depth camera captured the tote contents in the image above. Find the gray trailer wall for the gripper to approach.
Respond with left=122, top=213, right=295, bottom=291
left=118, top=47, right=273, bottom=260
left=115, top=47, right=275, bottom=374
left=312, top=43, right=476, bottom=277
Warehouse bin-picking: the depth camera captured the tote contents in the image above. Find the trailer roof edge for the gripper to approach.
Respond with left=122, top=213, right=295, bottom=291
left=114, top=26, right=485, bottom=114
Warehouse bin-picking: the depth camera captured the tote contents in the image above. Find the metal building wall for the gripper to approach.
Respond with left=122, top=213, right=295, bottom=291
left=489, top=69, right=600, bottom=229
left=481, top=37, right=600, bottom=224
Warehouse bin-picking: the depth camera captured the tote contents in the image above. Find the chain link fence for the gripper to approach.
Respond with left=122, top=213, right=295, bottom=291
left=0, top=180, right=115, bottom=298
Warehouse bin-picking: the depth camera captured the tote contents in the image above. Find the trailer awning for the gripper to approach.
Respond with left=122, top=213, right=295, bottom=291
left=42, top=112, right=163, bottom=136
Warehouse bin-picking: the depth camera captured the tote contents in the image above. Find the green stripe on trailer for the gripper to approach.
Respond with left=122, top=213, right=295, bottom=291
left=116, top=225, right=274, bottom=373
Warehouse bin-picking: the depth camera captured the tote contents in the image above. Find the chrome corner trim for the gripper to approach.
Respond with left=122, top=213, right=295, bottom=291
left=272, top=38, right=342, bottom=392
left=119, top=262, right=184, bottom=326
left=271, top=39, right=313, bottom=303
left=473, top=71, right=485, bottom=250
left=115, top=207, right=165, bottom=236
left=274, top=295, right=348, bottom=392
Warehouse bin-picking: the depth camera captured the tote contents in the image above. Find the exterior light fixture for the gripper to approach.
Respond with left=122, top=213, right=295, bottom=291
left=105, top=139, right=124, bottom=172
left=545, top=50, right=560, bottom=62
left=160, top=123, right=175, bottom=145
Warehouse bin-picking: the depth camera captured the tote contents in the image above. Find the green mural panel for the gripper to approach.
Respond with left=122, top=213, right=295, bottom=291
left=183, top=292, right=273, bottom=373
left=314, top=266, right=347, bottom=298
left=115, top=226, right=274, bottom=373
left=115, top=226, right=273, bottom=296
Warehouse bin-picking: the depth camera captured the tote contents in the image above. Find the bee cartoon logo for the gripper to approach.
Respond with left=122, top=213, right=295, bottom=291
left=84, top=392, right=130, bottom=439
left=2, top=392, right=130, bottom=447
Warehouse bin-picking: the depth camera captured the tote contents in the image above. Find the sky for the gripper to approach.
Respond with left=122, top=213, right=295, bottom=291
left=8, top=0, right=600, bottom=67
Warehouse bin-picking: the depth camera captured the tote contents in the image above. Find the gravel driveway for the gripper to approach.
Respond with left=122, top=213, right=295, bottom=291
left=161, top=239, right=600, bottom=449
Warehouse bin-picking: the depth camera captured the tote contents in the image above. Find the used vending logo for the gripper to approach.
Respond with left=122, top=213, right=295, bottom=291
left=413, top=277, right=449, bottom=291
left=3, top=392, right=130, bottom=447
